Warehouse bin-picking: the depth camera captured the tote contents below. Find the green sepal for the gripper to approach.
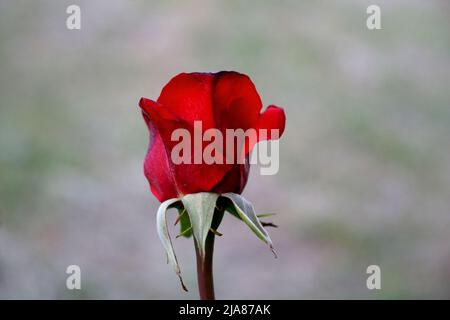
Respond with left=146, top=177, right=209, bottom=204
left=222, top=193, right=277, bottom=257
left=181, top=192, right=219, bottom=257
left=156, top=198, right=188, bottom=291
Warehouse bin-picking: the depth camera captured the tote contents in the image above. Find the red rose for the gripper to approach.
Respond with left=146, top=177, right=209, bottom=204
left=139, top=71, right=286, bottom=202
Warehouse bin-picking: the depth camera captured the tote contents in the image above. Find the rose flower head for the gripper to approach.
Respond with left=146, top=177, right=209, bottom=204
left=139, top=71, right=285, bottom=202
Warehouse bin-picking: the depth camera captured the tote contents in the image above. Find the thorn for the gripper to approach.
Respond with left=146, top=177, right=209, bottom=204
left=209, top=228, right=223, bottom=236
left=174, top=208, right=186, bottom=226
left=176, top=226, right=192, bottom=238
left=261, top=221, right=278, bottom=228
left=269, top=244, right=278, bottom=259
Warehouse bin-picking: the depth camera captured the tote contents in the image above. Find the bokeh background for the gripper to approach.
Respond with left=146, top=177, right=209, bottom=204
left=1, top=0, right=450, bottom=299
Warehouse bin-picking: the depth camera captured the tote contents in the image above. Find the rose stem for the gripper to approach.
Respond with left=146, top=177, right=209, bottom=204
left=194, top=207, right=224, bottom=300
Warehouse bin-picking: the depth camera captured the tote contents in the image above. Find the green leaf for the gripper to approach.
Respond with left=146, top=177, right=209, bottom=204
left=176, top=226, right=192, bottom=238
left=222, top=193, right=277, bottom=257
left=224, top=202, right=241, bottom=220
left=181, top=192, right=219, bottom=257
left=178, top=208, right=193, bottom=238
left=156, top=198, right=188, bottom=291
left=257, top=213, right=276, bottom=218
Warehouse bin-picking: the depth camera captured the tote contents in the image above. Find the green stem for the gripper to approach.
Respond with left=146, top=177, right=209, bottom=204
left=194, top=208, right=224, bottom=300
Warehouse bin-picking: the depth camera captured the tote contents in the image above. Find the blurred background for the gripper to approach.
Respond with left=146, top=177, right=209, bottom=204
left=1, top=0, right=450, bottom=299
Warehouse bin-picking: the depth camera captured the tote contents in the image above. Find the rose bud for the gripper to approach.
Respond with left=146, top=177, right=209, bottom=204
left=139, top=71, right=285, bottom=202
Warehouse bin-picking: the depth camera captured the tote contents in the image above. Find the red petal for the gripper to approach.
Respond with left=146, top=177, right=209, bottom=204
left=212, top=160, right=250, bottom=195
left=212, top=71, right=262, bottom=132
left=157, top=73, right=216, bottom=129
left=257, top=105, right=286, bottom=140
left=142, top=114, right=179, bottom=202
left=241, top=105, right=286, bottom=156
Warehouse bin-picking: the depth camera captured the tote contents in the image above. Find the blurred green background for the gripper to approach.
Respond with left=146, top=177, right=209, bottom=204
left=1, top=0, right=450, bottom=299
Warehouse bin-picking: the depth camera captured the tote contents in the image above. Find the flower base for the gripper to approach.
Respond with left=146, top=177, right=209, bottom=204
left=156, top=192, right=276, bottom=299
